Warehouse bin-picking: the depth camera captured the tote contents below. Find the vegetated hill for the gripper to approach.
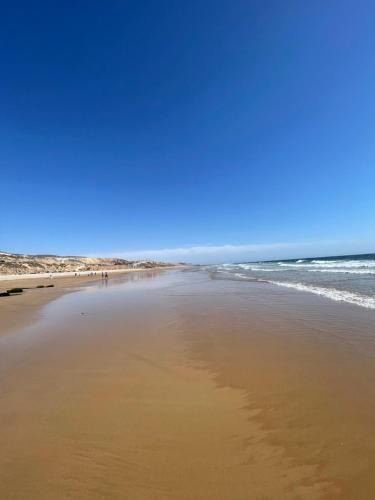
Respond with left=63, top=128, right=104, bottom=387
left=0, top=251, right=172, bottom=275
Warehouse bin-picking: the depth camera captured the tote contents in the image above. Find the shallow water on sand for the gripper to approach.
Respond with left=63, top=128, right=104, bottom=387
left=1, top=269, right=375, bottom=499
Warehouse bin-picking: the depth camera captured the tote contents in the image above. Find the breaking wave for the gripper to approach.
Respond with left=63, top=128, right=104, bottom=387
left=268, top=281, right=375, bottom=309
left=211, top=254, right=375, bottom=310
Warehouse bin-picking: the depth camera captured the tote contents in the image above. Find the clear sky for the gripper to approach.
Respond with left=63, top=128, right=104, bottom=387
left=1, top=1, right=374, bottom=263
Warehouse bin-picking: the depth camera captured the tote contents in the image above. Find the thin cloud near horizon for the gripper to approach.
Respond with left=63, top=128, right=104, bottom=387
left=101, top=240, right=354, bottom=263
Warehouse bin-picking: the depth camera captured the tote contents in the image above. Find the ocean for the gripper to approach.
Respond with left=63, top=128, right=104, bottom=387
left=209, top=253, right=375, bottom=309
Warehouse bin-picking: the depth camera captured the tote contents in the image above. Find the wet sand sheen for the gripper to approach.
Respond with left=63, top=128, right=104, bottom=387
left=0, top=270, right=375, bottom=499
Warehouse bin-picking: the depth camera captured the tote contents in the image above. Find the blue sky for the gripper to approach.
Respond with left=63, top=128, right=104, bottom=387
left=1, top=1, right=374, bottom=263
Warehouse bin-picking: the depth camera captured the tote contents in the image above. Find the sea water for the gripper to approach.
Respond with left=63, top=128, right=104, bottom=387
left=209, top=253, right=375, bottom=309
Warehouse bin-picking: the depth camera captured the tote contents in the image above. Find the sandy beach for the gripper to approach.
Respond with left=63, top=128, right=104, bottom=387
left=3, top=1, right=374, bottom=498
left=0, top=267, right=177, bottom=334
left=1, top=268, right=375, bottom=499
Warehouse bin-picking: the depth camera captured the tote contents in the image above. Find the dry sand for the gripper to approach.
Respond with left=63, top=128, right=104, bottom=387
left=0, top=269, right=375, bottom=499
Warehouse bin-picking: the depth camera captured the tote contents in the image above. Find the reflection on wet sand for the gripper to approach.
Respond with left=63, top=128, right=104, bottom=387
left=0, top=269, right=375, bottom=499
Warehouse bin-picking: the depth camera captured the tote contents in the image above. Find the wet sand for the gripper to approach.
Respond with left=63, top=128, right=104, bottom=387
left=0, top=269, right=375, bottom=499
left=0, top=268, right=173, bottom=334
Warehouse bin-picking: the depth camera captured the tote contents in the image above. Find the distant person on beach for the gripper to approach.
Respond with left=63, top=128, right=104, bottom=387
left=101, top=272, right=104, bottom=278
left=105, top=272, right=108, bottom=280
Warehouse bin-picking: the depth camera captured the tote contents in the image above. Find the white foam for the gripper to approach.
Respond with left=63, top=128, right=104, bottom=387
left=276, top=259, right=375, bottom=271
left=310, top=260, right=375, bottom=268
left=307, top=260, right=375, bottom=267
left=219, top=263, right=375, bottom=275
left=235, top=263, right=285, bottom=272
left=308, top=269, right=375, bottom=275
left=249, top=267, right=284, bottom=272
left=234, top=273, right=249, bottom=279
left=268, top=281, right=375, bottom=309
left=237, top=264, right=254, bottom=270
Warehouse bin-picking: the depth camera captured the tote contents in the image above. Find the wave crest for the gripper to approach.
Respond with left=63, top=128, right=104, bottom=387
left=268, top=281, right=375, bottom=309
